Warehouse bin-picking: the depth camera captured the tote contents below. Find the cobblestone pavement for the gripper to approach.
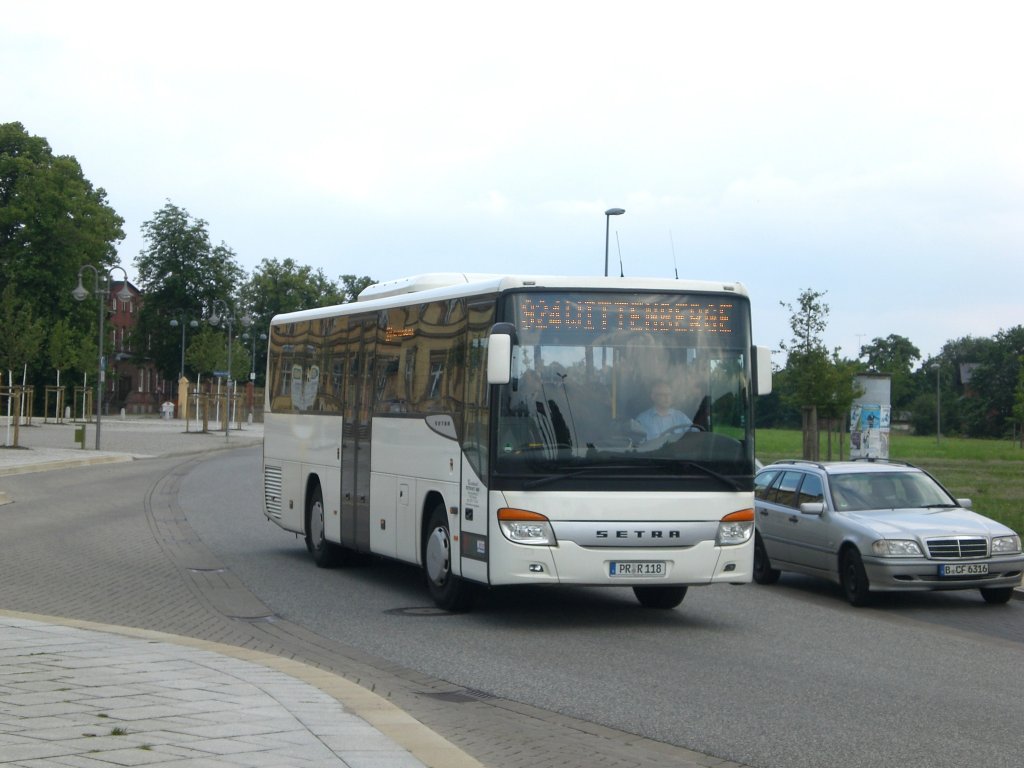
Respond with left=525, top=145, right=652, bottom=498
left=1, top=418, right=749, bottom=768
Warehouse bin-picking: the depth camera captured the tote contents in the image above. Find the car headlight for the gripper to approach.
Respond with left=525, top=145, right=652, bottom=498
left=992, top=535, right=1022, bottom=555
left=717, top=509, right=754, bottom=546
left=497, top=508, right=556, bottom=546
left=871, top=539, right=924, bottom=557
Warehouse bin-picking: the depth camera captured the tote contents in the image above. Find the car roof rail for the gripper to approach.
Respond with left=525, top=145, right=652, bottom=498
left=849, top=457, right=916, bottom=468
left=769, top=459, right=828, bottom=470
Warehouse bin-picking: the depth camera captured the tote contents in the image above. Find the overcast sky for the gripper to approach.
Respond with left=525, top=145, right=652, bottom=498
left=4, top=1, right=1021, bottom=366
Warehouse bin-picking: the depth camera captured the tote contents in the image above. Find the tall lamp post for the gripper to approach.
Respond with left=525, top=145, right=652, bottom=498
left=208, top=300, right=251, bottom=438
left=931, top=362, right=941, bottom=445
left=169, top=312, right=199, bottom=380
left=604, top=208, right=625, bottom=277
left=72, top=264, right=132, bottom=450
left=242, top=331, right=268, bottom=382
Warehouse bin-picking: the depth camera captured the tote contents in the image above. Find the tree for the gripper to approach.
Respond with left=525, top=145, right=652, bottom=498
left=958, top=326, right=1024, bottom=438
left=778, top=289, right=861, bottom=458
left=240, top=257, right=345, bottom=343
left=185, top=326, right=249, bottom=382
left=0, top=283, right=45, bottom=382
left=0, top=122, right=125, bottom=396
left=132, top=201, right=246, bottom=381
left=339, top=274, right=376, bottom=303
left=860, top=334, right=921, bottom=410
left=48, top=318, right=84, bottom=385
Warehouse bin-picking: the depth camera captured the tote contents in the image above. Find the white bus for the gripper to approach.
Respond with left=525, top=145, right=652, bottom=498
left=262, top=273, right=772, bottom=610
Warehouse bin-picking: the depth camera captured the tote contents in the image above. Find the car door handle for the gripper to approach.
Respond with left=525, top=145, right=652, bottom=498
left=787, top=515, right=799, bottom=523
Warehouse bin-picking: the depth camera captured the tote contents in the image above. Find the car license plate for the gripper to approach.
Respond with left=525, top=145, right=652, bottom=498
left=609, top=561, right=666, bottom=578
left=938, top=563, right=989, bottom=577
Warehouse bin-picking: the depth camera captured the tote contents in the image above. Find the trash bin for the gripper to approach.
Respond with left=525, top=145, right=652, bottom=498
left=161, top=401, right=174, bottom=420
left=73, top=425, right=85, bottom=448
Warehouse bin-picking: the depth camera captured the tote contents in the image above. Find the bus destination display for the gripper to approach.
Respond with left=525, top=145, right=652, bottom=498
left=516, top=295, right=739, bottom=335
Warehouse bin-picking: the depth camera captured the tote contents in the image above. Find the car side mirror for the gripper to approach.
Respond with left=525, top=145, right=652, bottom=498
left=956, top=498, right=972, bottom=509
left=799, top=502, right=824, bottom=516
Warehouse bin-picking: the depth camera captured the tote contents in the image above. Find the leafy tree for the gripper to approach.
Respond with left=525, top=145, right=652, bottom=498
left=239, top=257, right=345, bottom=342
left=778, top=289, right=834, bottom=409
left=860, top=334, right=921, bottom=409
left=48, top=318, right=84, bottom=386
left=185, top=326, right=249, bottom=382
left=0, top=283, right=46, bottom=382
left=0, top=122, right=125, bottom=396
left=958, top=326, right=1024, bottom=438
left=339, top=274, right=376, bottom=303
left=778, top=289, right=862, bottom=458
left=132, top=201, right=246, bottom=381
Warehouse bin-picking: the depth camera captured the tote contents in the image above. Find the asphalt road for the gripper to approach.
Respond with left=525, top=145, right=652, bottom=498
left=179, top=447, right=1024, bottom=768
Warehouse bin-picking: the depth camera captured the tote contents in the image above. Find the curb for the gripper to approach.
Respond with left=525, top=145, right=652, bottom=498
left=0, top=608, right=485, bottom=768
left=0, top=453, right=134, bottom=478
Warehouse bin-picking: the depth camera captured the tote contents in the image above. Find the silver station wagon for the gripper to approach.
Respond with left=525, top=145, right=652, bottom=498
left=753, top=459, right=1024, bottom=605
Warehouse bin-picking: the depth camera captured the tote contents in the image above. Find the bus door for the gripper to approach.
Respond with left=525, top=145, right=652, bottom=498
left=342, top=315, right=375, bottom=552
left=459, top=328, right=492, bottom=584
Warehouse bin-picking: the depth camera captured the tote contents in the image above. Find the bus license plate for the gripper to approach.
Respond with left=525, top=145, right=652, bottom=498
left=609, top=561, right=666, bottom=578
left=938, top=563, right=989, bottom=577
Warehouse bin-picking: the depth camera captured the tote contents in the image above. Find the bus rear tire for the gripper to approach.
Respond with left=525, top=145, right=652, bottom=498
left=633, top=586, right=687, bottom=609
left=424, top=505, right=473, bottom=612
left=306, top=484, right=341, bottom=568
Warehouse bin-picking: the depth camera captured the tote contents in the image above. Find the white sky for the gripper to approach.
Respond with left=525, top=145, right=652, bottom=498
left=4, top=1, right=1022, bottom=366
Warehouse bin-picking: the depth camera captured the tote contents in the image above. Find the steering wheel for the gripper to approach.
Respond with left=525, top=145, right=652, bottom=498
left=654, top=423, right=704, bottom=440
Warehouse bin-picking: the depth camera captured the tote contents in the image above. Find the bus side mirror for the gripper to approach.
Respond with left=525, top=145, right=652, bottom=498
left=487, top=323, right=516, bottom=385
left=754, top=346, right=773, bottom=396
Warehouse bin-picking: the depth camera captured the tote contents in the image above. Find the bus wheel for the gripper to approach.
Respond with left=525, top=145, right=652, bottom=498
left=633, top=586, right=687, bottom=609
left=424, top=505, right=473, bottom=611
left=305, top=484, right=340, bottom=568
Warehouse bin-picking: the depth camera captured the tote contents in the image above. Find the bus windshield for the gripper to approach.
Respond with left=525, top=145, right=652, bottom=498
left=493, top=291, right=755, bottom=486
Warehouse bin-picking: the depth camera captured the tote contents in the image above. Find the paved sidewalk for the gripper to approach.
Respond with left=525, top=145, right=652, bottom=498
left=0, top=613, right=447, bottom=767
left=0, top=418, right=483, bottom=768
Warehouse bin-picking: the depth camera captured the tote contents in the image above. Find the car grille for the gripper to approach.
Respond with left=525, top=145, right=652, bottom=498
left=926, top=537, right=988, bottom=559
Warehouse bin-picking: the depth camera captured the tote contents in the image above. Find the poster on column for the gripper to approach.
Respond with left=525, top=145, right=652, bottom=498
left=849, top=404, right=890, bottom=459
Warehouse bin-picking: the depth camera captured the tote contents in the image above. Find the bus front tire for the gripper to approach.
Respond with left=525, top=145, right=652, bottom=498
left=633, top=586, right=687, bottom=609
left=306, top=485, right=341, bottom=568
left=424, top=505, right=473, bottom=611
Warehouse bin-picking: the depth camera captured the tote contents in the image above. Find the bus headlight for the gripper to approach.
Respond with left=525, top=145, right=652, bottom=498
left=717, top=509, right=754, bottom=546
left=498, top=508, right=556, bottom=546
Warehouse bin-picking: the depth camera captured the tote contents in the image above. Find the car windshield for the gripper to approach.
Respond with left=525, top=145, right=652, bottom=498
left=829, top=470, right=957, bottom=511
left=492, top=290, right=756, bottom=487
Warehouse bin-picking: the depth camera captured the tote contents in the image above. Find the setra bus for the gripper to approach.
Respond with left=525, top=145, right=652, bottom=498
left=261, top=273, right=772, bottom=610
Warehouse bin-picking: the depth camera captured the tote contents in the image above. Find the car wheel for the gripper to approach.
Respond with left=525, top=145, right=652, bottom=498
left=979, top=586, right=1014, bottom=604
left=752, top=533, right=781, bottom=585
left=840, top=548, right=871, bottom=607
left=305, top=484, right=341, bottom=568
left=424, top=504, right=473, bottom=611
left=633, top=586, right=687, bottom=609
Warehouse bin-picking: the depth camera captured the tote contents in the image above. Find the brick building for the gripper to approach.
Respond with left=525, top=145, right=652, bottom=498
left=104, top=281, right=170, bottom=415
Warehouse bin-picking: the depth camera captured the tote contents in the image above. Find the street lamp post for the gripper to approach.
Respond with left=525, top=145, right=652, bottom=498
left=72, top=264, right=131, bottom=450
left=604, top=207, right=625, bottom=277
left=931, top=362, right=941, bottom=445
left=242, top=331, right=268, bottom=382
left=208, top=300, right=251, bottom=439
left=169, top=312, right=199, bottom=380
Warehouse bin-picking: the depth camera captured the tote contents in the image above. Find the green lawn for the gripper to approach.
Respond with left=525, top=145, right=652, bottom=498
left=756, top=429, right=1024, bottom=535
